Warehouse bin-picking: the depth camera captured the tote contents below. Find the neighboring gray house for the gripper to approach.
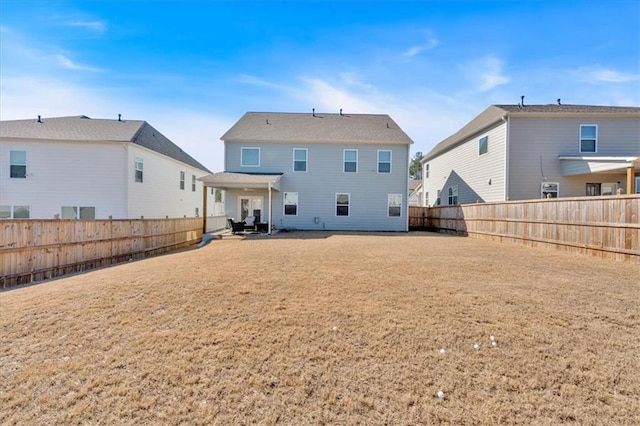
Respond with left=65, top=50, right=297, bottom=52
left=421, top=104, right=640, bottom=206
left=199, top=111, right=414, bottom=232
left=0, top=115, right=213, bottom=219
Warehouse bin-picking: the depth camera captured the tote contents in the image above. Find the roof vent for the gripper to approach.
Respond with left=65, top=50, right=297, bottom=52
left=266, top=118, right=270, bottom=125
left=312, top=108, right=316, bottom=117
left=521, top=95, right=525, bottom=106
left=386, top=122, right=390, bottom=129
left=118, top=113, right=122, bottom=122
left=37, top=115, right=42, bottom=123
left=339, top=108, right=343, bottom=116
left=557, top=98, right=561, bottom=105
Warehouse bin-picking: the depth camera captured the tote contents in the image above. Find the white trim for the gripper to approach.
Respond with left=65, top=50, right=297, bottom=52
left=292, top=148, right=308, bottom=172
left=478, top=135, right=489, bottom=156
left=387, top=193, right=402, bottom=217
left=579, top=124, right=598, bottom=153
left=343, top=149, right=358, bottom=173
left=241, top=147, right=261, bottom=167
left=283, top=192, right=299, bottom=216
left=558, top=156, right=638, bottom=161
left=336, top=192, right=350, bottom=217
left=9, top=149, right=27, bottom=178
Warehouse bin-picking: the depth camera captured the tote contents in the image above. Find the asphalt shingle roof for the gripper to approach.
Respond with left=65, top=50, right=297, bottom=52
left=0, top=115, right=211, bottom=172
left=424, top=104, right=640, bottom=161
left=221, top=112, right=414, bottom=145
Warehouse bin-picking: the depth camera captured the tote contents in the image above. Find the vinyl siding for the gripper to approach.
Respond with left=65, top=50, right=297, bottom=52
left=507, top=117, right=640, bottom=199
left=225, top=141, right=409, bottom=231
left=0, top=139, right=127, bottom=218
left=422, top=122, right=507, bottom=205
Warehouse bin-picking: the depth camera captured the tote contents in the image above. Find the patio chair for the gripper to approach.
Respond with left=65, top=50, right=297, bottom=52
left=228, top=218, right=246, bottom=234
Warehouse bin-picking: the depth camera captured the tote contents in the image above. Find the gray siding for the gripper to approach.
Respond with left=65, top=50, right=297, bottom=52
left=225, top=141, right=409, bottom=231
left=508, top=117, right=640, bottom=199
left=422, top=122, right=507, bottom=205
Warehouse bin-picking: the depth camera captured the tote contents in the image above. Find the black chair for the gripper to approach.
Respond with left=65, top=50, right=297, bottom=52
left=228, top=218, right=246, bottom=234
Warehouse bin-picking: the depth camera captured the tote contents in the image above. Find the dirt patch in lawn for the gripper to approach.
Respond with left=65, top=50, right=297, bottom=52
left=1, top=232, right=639, bottom=425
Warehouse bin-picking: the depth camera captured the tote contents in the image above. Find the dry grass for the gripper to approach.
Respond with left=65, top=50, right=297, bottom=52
left=1, top=231, right=639, bottom=425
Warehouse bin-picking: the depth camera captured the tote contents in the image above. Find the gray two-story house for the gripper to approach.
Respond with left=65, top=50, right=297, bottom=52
left=200, top=111, right=414, bottom=232
left=421, top=104, right=640, bottom=206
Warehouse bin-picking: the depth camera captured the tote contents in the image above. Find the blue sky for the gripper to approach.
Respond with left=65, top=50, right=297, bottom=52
left=2, top=0, right=639, bottom=172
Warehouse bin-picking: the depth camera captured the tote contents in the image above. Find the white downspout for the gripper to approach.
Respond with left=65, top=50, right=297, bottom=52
left=268, top=182, right=272, bottom=235
left=502, top=115, right=510, bottom=201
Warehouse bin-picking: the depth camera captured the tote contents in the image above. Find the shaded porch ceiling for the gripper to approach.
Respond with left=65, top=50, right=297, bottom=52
left=198, top=172, right=283, bottom=191
left=558, top=156, right=639, bottom=176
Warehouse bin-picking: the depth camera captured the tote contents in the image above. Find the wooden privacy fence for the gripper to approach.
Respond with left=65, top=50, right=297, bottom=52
left=409, top=195, right=640, bottom=263
left=0, top=217, right=203, bottom=288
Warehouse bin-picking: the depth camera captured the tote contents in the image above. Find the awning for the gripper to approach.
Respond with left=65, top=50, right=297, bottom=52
left=558, top=156, right=639, bottom=176
left=198, top=172, right=283, bottom=191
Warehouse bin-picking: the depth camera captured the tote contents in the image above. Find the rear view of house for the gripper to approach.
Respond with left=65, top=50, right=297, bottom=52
left=200, top=111, right=413, bottom=231
left=421, top=104, right=640, bottom=206
left=0, top=115, right=213, bottom=219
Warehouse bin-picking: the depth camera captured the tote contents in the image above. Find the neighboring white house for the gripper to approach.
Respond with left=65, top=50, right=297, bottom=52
left=199, top=111, right=414, bottom=232
left=0, top=115, right=215, bottom=219
left=422, top=104, right=640, bottom=206
left=408, top=179, right=423, bottom=206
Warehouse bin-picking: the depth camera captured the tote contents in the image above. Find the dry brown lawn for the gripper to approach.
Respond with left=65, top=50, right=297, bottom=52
left=1, top=231, right=639, bottom=425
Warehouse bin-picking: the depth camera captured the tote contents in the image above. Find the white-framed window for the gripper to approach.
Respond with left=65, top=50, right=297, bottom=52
left=192, top=175, right=196, bottom=192
left=336, top=193, right=350, bottom=216
left=10, top=150, right=27, bottom=178
left=436, top=189, right=441, bottom=206
left=241, top=147, right=260, bottom=167
left=388, top=193, right=402, bottom=217
left=378, top=150, right=392, bottom=173
left=195, top=207, right=199, bottom=217
left=1, top=205, right=30, bottom=219
left=479, top=136, right=489, bottom=156
left=180, top=171, right=185, bottom=190
left=448, top=186, right=458, bottom=205
left=541, top=182, right=559, bottom=198
left=424, top=163, right=429, bottom=179
left=343, top=149, right=357, bottom=173
left=284, top=192, right=298, bottom=216
left=214, top=188, right=223, bottom=202
left=134, top=157, right=143, bottom=182
left=61, top=206, right=96, bottom=219
left=293, top=148, right=307, bottom=172
left=424, top=192, right=429, bottom=207
left=580, top=124, right=597, bottom=153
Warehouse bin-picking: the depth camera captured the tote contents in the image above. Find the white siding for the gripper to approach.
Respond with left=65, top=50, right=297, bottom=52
left=508, top=117, right=640, bottom=199
left=422, top=122, right=507, bottom=205
left=225, top=141, right=409, bottom=231
left=0, top=139, right=127, bottom=218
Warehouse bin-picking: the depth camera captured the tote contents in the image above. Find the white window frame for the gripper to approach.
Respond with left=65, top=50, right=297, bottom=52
left=293, top=148, right=308, bottom=172
left=541, top=182, right=559, bottom=198
left=448, top=186, right=458, bottom=205
left=192, top=175, right=196, bottom=192
left=61, top=206, right=96, bottom=219
left=478, top=136, right=489, bottom=156
left=424, top=163, right=429, bottom=179
left=134, top=157, right=143, bottom=182
left=241, top=147, right=260, bottom=167
left=377, top=150, right=392, bottom=174
left=424, top=192, right=429, bottom=207
left=436, top=189, right=441, bottom=206
left=336, top=193, right=350, bottom=217
left=579, top=124, right=597, bottom=153
left=180, top=171, right=185, bottom=190
left=10, top=150, right=27, bottom=179
left=10, top=206, right=30, bottom=219
left=283, top=192, right=299, bottom=216
left=343, top=149, right=358, bottom=173
left=388, top=193, right=402, bottom=217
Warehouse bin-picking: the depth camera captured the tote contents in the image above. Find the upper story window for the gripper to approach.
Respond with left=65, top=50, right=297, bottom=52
left=10, top=150, right=27, bottom=178
left=580, top=125, right=597, bottom=153
left=479, top=136, right=489, bottom=156
left=388, top=193, right=402, bottom=217
left=448, top=186, right=458, bottom=205
left=180, top=171, right=185, bottom=190
left=192, top=175, right=196, bottom=191
left=424, top=163, right=430, bottom=179
left=241, top=147, right=260, bottom=167
left=378, top=150, right=392, bottom=173
left=336, top=193, right=350, bottom=216
left=343, top=149, right=357, bottom=173
left=284, top=192, right=298, bottom=216
left=293, top=149, right=308, bottom=172
left=134, top=157, right=143, bottom=182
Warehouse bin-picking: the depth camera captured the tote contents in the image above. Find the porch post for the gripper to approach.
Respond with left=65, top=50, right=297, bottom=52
left=202, top=184, right=208, bottom=234
left=268, top=182, right=272, bottom=235
left=627, top=166, right=635, bottom=194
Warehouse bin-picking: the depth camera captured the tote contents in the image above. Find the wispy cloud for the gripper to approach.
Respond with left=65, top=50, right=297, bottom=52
left=403, top=37, right=438, bottom=57
left=465, top=56, right=510, bottom=92
left=67, top=20, right=107, bottom=33
left=574, top=66, right=638, bottom=83
left=55, top=54, right=103, bottom=72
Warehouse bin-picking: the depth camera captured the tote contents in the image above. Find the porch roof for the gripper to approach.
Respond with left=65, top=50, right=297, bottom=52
left=558, top=156, right=639, bottom=176
left=198, top=172, right=283, bottom=191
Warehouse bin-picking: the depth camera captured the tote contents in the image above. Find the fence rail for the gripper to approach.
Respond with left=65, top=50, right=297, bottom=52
left=409, top=195, right=640, bottom=263
left=0, top=217, right=203, bottom=288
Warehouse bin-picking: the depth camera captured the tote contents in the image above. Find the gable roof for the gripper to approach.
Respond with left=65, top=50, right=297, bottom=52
left=221, top=112, right=414, bottom=145
left=0, top=115, right=211, bottom=172
left=424, top=104, right=640, bottom=161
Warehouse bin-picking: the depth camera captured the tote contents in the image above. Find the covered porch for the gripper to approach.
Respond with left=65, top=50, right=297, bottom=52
left=199, top=172, right=283, bottom=235
left=559, top=156, right=640, bottom=194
